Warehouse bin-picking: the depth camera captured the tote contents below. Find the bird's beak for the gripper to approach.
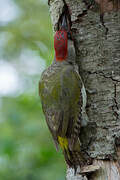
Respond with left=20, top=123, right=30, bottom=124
left=61, top=14, right=68, bottom=31
left=61, top=14, right=72, bottom=40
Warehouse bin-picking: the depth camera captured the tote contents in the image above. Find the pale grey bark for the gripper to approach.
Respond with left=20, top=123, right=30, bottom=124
left=49, top=0, right=120, bottom=179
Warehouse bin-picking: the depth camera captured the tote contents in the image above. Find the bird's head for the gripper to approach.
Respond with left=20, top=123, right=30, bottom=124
left=54, top=14, right=72, bottom=61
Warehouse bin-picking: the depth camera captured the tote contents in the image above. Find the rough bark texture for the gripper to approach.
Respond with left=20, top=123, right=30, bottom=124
left=49, top=0, right=120, bottom=179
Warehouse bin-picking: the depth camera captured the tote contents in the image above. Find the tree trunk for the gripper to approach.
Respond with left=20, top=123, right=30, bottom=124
left=48, top=0, right=120, bottom=179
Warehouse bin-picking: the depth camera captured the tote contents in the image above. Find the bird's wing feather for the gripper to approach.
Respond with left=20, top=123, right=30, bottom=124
left=39, top=64, right=83, bottom=151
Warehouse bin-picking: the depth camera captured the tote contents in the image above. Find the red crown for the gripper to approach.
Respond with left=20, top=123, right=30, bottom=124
left=54, top=30, right=68, bottom=61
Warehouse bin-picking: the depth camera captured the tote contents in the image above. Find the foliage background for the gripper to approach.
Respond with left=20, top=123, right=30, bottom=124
left=0, top=0, right=65, bottom=179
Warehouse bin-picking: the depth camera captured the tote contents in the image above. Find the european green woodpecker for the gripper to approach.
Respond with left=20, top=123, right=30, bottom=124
left=39, top=14, right=88, bottom=168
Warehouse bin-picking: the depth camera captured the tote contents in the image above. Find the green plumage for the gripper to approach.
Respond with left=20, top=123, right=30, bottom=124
left=39, top=60, right=87, bottom=167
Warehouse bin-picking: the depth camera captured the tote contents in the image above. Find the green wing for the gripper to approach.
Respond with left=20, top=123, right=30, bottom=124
left=39, top=64, right=82, bottom=149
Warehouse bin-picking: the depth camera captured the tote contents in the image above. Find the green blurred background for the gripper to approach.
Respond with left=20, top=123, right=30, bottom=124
left=0, top=0, right=65, bottom=179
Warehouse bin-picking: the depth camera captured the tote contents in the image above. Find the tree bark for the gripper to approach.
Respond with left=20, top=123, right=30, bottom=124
left=48, top=0, right=120, bottom=179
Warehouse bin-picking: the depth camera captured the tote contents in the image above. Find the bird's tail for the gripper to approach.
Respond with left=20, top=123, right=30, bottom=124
left=58, top=136, right=85, bottom=168
left=58, top=136, right=72, bottom=165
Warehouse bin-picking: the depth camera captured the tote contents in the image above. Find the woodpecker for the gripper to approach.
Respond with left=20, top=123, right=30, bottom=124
left=39, top=14, right=88, bottom=169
